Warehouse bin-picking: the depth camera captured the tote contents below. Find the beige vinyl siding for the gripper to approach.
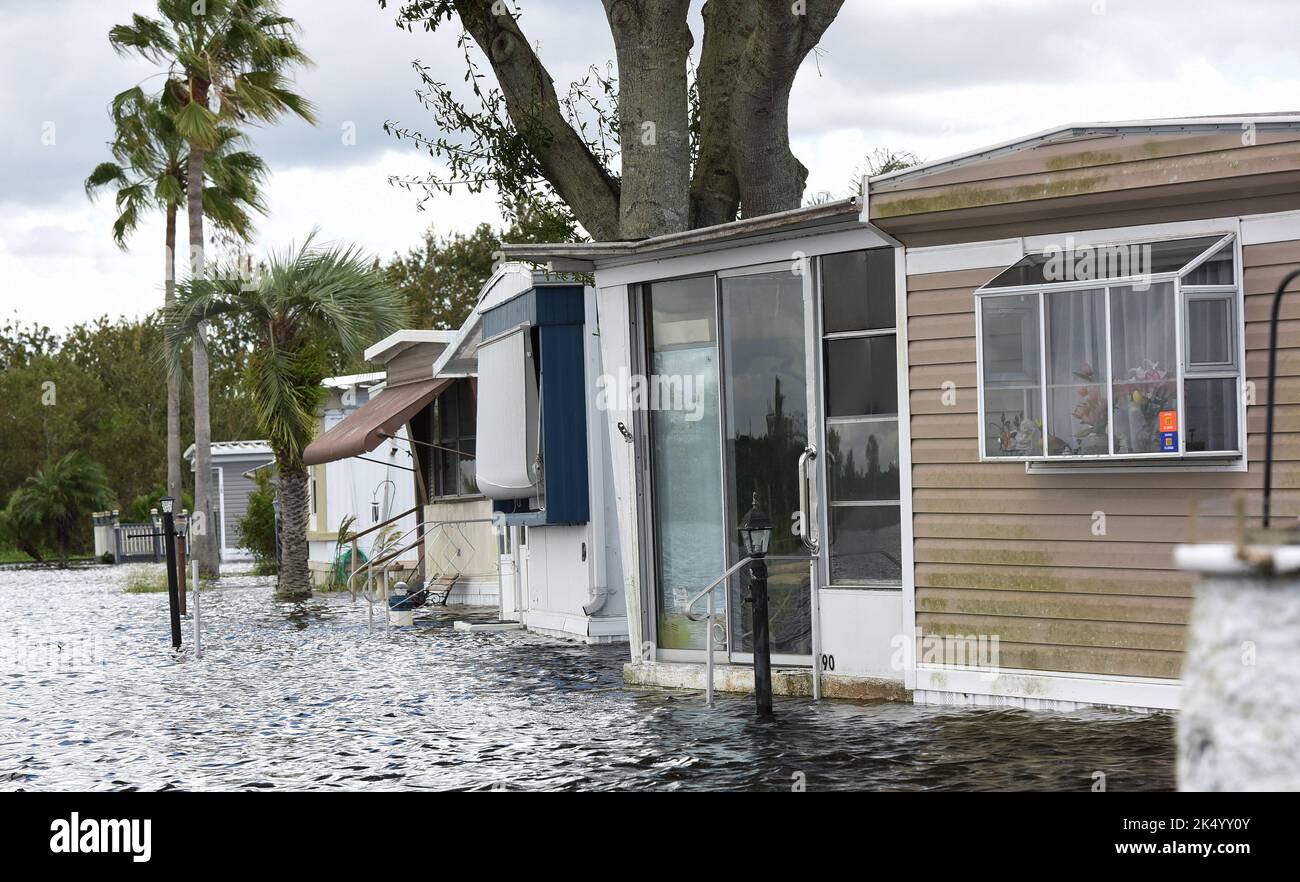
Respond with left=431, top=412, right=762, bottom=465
left=871, top=130, right=1300, bottom=248
left=905, top=238, right=1300, bottom=680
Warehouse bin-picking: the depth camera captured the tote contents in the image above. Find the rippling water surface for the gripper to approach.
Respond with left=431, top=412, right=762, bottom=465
left=0, top=565, right=1175, bottom=791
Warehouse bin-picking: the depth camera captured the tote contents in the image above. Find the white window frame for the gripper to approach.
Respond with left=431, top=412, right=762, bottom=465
left=975, top=232, right=1246, bottom=466
left=818, top=248, right=904, bottom=589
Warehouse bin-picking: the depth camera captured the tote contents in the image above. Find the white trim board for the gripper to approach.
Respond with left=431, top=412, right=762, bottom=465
left=1241, top=208, right=1300, bottom=246
left=592, top=226, right=893, bottom=288
left=903, top=210, right=1300, bottom=277
left=913, top=665, right=1180, bottom=711
left=905, top=239, right=1023, bottom=276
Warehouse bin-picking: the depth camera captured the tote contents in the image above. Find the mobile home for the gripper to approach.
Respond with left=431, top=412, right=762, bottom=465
left=183, top=440, right=275, bottom=563
left=502, top=114, right=1300, bottom=711
left=305, top=372, right=419, bottom=586
left=303, top=330, right=501, bottom=606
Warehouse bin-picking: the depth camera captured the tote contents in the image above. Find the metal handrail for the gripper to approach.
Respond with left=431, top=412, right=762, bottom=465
left=682, top=553, right=815, bottom=707
left=348, top=505, right=421, bottom=542
left=351, top=515, right=498, bottom=637
left=685, top=557, right=754, bottom=622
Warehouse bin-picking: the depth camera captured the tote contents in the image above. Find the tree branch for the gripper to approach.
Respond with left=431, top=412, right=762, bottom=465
left=452, top=1, right=621, bottom=240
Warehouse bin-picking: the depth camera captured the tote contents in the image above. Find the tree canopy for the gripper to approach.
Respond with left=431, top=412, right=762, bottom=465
left=379, top=1, right=846, bottom=239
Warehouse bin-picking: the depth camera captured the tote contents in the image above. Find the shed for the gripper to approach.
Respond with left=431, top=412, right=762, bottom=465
left=184, top=440, right=276, bottom=562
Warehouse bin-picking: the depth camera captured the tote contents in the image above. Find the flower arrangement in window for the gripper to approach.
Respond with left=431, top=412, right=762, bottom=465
left=1113, top=359, right=1177, bottom=453
left=1069, top=361, right=1109, bottom=455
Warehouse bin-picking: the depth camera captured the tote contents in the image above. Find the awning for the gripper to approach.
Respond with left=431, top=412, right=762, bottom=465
left=303, top=377, right=451, bottom=466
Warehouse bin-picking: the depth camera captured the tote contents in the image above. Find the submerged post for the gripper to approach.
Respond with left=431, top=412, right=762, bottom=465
left=738, top=492, right=775, bottom=718
left=192, top=558, right=201, bottom=659
left=160, top=497, right=182, bottom=649
left=750, top=558, right=774, bottom=717
left=176, top=527, right=188, bottom=616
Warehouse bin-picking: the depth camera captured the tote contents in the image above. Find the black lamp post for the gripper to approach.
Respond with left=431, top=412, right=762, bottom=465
left=160, top=496, right=182, bottom=649
left=739, top=491, right=775, bottom=717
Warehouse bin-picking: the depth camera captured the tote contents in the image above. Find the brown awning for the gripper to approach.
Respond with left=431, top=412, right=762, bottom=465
left=303, top=377, right=451, bottom=466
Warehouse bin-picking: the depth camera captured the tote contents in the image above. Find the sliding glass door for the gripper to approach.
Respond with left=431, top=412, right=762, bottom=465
left=719, top=267, right=813, bottom=660
left=646, top=276, right=725, bottom=651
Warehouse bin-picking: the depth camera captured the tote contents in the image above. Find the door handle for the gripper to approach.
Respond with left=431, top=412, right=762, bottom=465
left=797, top=444, right=819, bottom=553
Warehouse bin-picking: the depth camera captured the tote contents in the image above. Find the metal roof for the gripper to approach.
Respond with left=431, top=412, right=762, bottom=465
left=182, top=440, right=274, bottom=461
left=868, top=113, right=1300, bottom=189
left=498, top=197, right=861, bottom=269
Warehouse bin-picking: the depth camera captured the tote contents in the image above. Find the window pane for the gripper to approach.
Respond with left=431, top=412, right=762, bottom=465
left=646, top=276, right=725, bottom=651
left=1187, top=297, right=1233, bottom=366
left=827, top=421, right=900, bottom=500
left=829, top=505, right=902, bottom=584
left=1045, top=288, right=1109, bottom=456
left=985, top=236, right=1224, bottom=288
left=980, top=294, right=1042, bottom=456
left=440, top=450, right=457, bottom=497
left=458, top=381, right=476, bottom=437
left=1110, top=283, right=1179, bottom=454
left=822, top=249, right=895, bottom=332
left=1185, top=378, right=1239, bottom=452
left=825, top=336, right=897, bottom=417
left=1183, top=242, right=1235, bottom=286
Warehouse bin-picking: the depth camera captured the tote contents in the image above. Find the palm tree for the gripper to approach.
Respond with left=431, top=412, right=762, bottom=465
left=109, top=0, right=316, bottom=577
left=7, top=453, right=114, bottom=568
left=0, top=491, right=47, bottom=564
left=86, top=86, right=267, bottom=511
left=165, top=234, right=406, bottom=600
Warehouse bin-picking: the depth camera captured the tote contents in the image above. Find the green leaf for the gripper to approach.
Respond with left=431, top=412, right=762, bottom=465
left=172, top=100, right=221, bottom=149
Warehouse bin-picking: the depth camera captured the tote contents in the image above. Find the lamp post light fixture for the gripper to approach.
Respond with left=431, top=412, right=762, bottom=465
left=371, top=479, right=396, bottom=524
left=739, top=492, right=775, bottom=717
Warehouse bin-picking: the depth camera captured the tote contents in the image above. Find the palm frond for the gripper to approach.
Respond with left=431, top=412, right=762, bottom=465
left=84, top=162, right=127, bottom=198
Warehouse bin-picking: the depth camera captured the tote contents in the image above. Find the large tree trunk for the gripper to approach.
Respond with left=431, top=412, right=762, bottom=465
left=276, top=463, right=311, bottom=600
left=730, top=3, right=837, bottom=218
left=603, top=0, right=693, bottom=238
left=187, top=142, right=219, bottom=577
left=689, top=0, right=746, bottom=227
left=164, top=204, right=182, bottom=508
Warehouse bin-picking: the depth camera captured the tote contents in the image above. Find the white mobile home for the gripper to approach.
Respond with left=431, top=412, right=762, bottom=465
left=502, top=115, right=1300, bottom=711
left=305, top=373, right=419, bottom=586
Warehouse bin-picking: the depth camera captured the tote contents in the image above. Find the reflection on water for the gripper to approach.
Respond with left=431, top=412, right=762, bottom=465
left=0, top=566, right=1175, bottom=791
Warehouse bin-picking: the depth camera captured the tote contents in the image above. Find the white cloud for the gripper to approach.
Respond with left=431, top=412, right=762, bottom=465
left=0, top=150, right=500, bottom=332
left=5, top=0, right=1300, bottom=332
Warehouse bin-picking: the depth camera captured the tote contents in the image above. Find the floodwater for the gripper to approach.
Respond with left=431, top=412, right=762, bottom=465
left=0, top=565, right=1175, bottom=791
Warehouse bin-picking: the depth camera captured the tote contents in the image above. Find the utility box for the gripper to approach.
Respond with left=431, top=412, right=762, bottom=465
left=476, top=284, right=589, bottom=526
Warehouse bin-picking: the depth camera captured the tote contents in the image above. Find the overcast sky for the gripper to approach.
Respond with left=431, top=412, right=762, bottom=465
left=3, top=0, right=1298, bottom=331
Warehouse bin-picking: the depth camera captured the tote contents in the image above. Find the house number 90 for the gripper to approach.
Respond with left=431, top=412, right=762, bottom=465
left=820, top=654, right=834, bottom=672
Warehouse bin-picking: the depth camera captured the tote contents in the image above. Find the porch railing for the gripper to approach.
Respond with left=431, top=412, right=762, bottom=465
left=347, top=508, right=495, bottom=636
left=685, top=554, right=817, bottom=708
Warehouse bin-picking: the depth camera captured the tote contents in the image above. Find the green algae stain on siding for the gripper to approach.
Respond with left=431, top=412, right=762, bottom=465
left=1045, top=151, right=1124, bottom=171
left=873, top=175, right=1109, bottom=218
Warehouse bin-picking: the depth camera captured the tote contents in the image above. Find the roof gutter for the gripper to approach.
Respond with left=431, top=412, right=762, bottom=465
left=500, top=197, right=861, bottom=267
